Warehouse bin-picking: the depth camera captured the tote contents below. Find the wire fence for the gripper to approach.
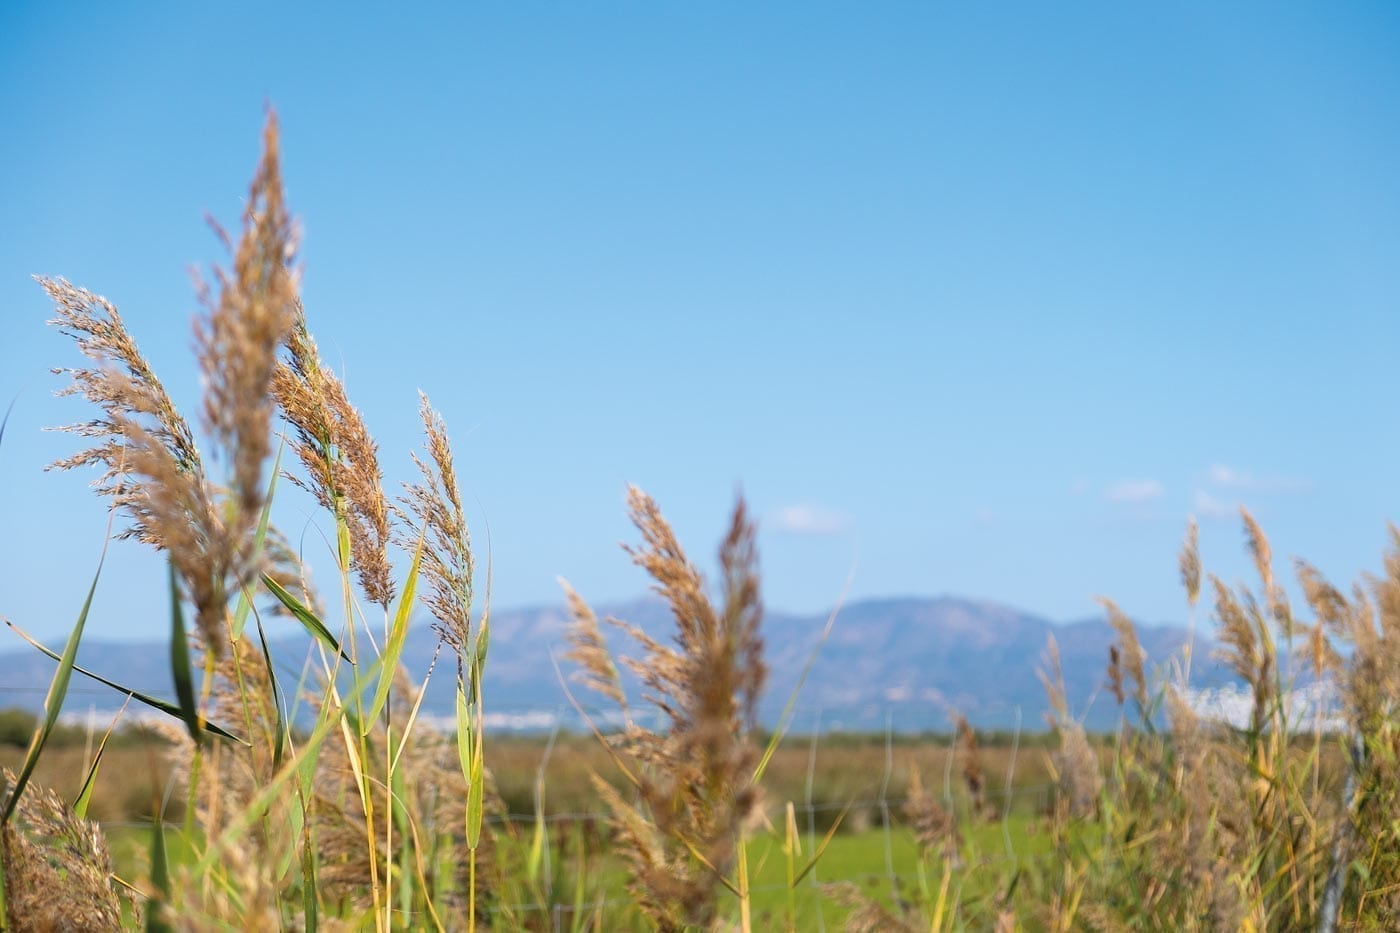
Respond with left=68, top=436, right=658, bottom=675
left=90, top=712, right=1062, bottom=930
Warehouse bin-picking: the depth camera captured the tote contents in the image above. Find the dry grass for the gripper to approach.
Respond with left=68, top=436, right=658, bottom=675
left=1025, top=509, right=1400, bottom=930
left=1, top=770, right=127, bottom=931
left=563, top=489, right=767, bottom=931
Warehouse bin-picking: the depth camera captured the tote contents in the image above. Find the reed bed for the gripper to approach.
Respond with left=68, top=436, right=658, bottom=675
left=2, top=115, right=1399, bottom=930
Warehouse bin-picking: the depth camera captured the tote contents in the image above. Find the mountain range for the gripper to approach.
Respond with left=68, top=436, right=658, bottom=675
left=0, top=596, right=1227, bottom=733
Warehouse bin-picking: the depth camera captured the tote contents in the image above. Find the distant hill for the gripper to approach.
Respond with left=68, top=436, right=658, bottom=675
left=0, top=596, right=1226, bottom=733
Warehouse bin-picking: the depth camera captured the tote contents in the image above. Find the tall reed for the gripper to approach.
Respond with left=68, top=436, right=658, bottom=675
left=563, top=487, right=767, bottom=931
left=22, top=112, right=500, bottom=930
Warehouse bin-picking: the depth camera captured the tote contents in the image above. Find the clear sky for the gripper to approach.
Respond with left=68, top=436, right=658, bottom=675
left=3, top=3, right=1400, bottom=644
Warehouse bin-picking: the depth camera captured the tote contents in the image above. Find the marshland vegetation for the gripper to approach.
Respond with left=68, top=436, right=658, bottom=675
left=3, top=116, right=1399, bottom=930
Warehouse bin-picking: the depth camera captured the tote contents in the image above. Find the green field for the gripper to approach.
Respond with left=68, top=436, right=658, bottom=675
left=102, top=813, right=1051, bottom=929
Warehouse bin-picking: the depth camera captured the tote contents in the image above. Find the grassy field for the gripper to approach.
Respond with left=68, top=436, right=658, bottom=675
left=101, top=812, right=1051, bottom=928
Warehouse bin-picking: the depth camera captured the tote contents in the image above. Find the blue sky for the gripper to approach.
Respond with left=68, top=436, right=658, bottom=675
left=3, top=3, right=1400, bottom=644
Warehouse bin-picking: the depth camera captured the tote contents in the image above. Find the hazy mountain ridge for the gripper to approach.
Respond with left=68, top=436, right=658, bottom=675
left=0, top=596, right=1222, bottom=732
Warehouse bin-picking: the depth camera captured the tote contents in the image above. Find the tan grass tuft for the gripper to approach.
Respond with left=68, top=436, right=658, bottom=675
left=563, top=487, right=767, bottom=930
left=1097, top=597, right=1148, bottom=712
left=42, top=276, right=200, bottom=499
left=1294, top=559, right=1345, bottom=678
left=1, top=770, right=124, bottom=931
left=308, top=675, right=497, bottom=921
left=822, top=882, right=918, bottom=933
left=1240, top=507, right=1290, bottom=635
left=1106, top=644, right=1126, bottom=706
left=953, top=713, right=987, bottom=817
left=903, top=765, right=959, bottom=860
left=1209, top=575, right=1274, bottom=735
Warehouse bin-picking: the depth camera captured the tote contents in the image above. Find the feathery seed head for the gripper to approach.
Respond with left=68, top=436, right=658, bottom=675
left=562, top=488, right=767, bottom=929
left=1180, top=517, right=1201, bottom=608
left=401, top=392, right=474, bottom=654
left=1098, top=596, right=1148, bottom=711
left=42, top=113, right=299, bottom=654
left=271, top=305, right=395, bottom=608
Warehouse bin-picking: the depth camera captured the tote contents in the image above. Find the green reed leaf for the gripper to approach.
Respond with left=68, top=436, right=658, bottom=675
left=362, top=532, right=424, bottom=734
left=5, top=620, right=244, bottom=744
left=262, top=573, right=350, bottom=662
left=3, top=544, right=105, bottom=824
left=74, top=697, right=130, bottom=820
left=168, top=562, right=202, bottom=745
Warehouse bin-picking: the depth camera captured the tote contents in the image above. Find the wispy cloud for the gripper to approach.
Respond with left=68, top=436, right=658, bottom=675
left=1104, top=479, right=1165, bottom=504
left=772, top=502, right=851, bottom=536
left=1193, top=488, right=1237, bottom=520
left=1206, top=463, right=1309, bottom=494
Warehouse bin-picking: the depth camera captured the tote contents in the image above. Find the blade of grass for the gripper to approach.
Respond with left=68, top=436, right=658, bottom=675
left=738, top=837, right=752, bottom=933
left=252, top=607, right=288, bottom=771
left=146, top=811, right=171, bottom=933
left=4, top=620, right=244, bottom=743
left=783, top=802, right=800, bottom=932
left=390, top=645, right=442, bottom=774
left=0, top=395, right=15, bottom=451
left=2, top=536, right=107, bottom=824
left=74, top=694, right=132, bottom=819
left=390, top=765, right=413, bottom=921
left=792, top=801, right=853, bottom=887
left=262, top=573, right=351, bottom=662
left=301, top=822, right=319, bottom=933
left=168, top=561, right=202, bottom=745
left=457, top=678, right=486, bottom=850
left=468, top=613, right=490, bottom=705
left=464, top=599, right=491, bottom=853
left=570, top=822, right=588, bottom=933
left=363, top=532, right=424, bottom=733
left=526, top=725, right=558, bottom=888
left=753, top=574, right=846, bottom=784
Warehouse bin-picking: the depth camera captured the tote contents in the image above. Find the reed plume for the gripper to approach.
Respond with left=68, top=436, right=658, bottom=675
left=400, top=392, right=474, bottom=655
left=1092, top=596, right=1148, bottom=711
left=953, top=714, right=986, bottom=818
left=43, top=113, right=298, bottom=654
left=564, top=487, right=767, bottom=931
left=1, top=770, right=124, bottom=931
left=903, top=764, right=958, bottom=860
left=1179, top=518, right=1201, bottom=609
left=271, top=307, right=394, bottom=609
left=1210, top=576, right=1275, bottom=738
left=1039, top=635, right=1100, bottom=819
